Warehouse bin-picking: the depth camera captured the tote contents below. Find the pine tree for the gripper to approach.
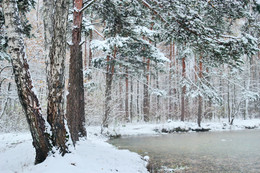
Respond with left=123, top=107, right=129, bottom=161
left=91, top=0, right=168, bottom=126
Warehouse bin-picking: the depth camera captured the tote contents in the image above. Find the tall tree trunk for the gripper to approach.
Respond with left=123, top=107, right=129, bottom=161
left=47, top=0, right=69, bottom=154
left=125, top=68, right=129, bottom=122
left=136, top=78, right=140, bottom=121
left=84, top=32, right=88, bottom=69
left=87, top=29, right=93, bottom=81
left=197, top=55, right=203, bottom=127
left=3, top=0, right=51, bottom=164
left=119, top=76, right=123, bottom=112
left=143, top=58, right=150, bottom=122
left=66, top=0, right=87, bottom=145
left=156, top=67, right=160, bottom=121
left=130, top=76, right=133, bottom=122
left=181, top=57, right=186, bottom=121
left=43, top=0, right=54, bottom=93
left=228, top=75, right=231, bottom=123
left=103, top=48, right=115, bottom=129
left=168, top=43, right=173, bottom=120
left=89, top=29, right=93, bottom=67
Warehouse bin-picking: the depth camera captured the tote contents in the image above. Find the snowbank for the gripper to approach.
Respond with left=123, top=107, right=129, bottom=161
left=89, top=119, right=260, bottom=137
left=0, top=133, right=148, bottom=173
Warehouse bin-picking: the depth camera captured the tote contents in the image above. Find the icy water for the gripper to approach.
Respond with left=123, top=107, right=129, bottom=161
left=109, top=130, right=260, bottom=173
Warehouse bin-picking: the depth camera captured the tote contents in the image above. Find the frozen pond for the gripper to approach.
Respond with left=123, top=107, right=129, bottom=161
left=109, top=130, right=260, bottom=172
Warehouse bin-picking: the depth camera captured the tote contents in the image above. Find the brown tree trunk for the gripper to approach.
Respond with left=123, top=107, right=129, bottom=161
left=181, top=57, right=186, bottom=121
left=3, top=0, right=50, bottom=164
left=47, top=0, right=69, bottom=154
left=66, top=0, right=87, bottom=145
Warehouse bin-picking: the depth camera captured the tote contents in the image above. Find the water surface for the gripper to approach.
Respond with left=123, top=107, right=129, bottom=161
left=109, top=130, right=260, bottom=172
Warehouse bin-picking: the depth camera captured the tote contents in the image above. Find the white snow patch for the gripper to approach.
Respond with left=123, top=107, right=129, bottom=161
left=0, top=133, right=148, bottom=173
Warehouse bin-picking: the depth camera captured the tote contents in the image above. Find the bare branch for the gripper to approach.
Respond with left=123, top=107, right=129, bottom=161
left=80, top=0, right=95, bottom=13
left=0, top=66, right=12, bottom=74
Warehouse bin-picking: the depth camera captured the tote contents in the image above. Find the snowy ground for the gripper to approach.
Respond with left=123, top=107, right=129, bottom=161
left=0, top=132, right=148, bottom=173
left=1, top=119, right=260, bottom=173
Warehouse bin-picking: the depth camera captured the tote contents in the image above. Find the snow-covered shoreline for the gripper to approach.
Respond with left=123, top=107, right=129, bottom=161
left=89, top=118, right=260, bottom=138
left=1, top=119, right=260, bottom=173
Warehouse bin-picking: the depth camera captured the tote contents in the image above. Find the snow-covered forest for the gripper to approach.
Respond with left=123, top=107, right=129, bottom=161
left=0, top=0, right=260, bottom=172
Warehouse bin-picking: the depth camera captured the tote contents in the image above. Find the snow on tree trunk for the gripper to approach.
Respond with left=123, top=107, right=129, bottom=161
left=46, top=0, right=69, bottom=155
left=3, top=0, right=50, bottom=164
left=43, top=0, right=54, bottom=91
left=103, top=55, right=114, bottom=129
left=66, top=0, right=87, bottom=145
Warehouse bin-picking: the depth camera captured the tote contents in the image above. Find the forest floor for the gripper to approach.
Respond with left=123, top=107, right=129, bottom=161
left=1, top=118, right=260, bottom=173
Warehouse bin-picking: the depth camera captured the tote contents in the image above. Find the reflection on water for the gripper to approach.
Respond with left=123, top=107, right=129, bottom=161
left=109, top=130, right=260, bottom=173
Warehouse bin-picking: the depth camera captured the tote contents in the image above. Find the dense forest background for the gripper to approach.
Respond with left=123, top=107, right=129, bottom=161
left=0, top=0, right=260, bottom=132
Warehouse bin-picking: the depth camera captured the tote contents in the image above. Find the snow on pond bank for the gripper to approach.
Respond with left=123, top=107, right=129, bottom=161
left=1, top=119, right=260, bottom=173
left=89, top=119, right=260, bottom=137
left=0, top=133, right=148, bottom=173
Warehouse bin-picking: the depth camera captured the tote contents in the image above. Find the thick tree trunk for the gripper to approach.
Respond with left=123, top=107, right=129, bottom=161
left=3, top=0, right=51, bottom=164
left=66, top=0, right=87, bottom=145
left=103, top=54, right=115, bottom=129
left=104, top=72, right=113, bottom=128
left=47, top=0, right=69, bottom=154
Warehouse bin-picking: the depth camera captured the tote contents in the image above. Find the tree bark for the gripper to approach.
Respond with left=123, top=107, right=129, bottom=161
left=197, top=55, right=203, bottom=127
left=130, top=76, right=133, bottom=122
left=143, top=57, right=150, bottom=122
left=181, top=57, right=186, bottom=121
left=168, top=42, right=174, bottom=119
left=66, top=0, right=87, bottom=145
left=136, top=78, right=140, bottom=121
left=47, top=0, right=69, bottom=154
left=125, top=68, right=129, bottom=122
left=3, top=0, right=51, bottom=164
left=103, top=55, right=114, bottom=129
left=89, top=29, right=93, bottom=67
